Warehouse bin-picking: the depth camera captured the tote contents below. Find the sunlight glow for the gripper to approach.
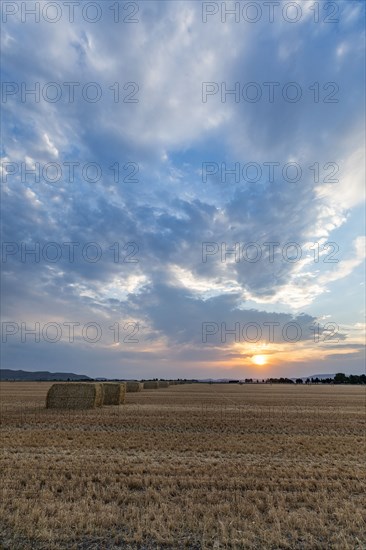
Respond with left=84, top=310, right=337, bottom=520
left=251, top=355, right=267, bottom=366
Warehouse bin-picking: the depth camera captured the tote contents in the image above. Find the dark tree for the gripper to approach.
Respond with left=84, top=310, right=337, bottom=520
left=334, top=373, right=347, bottom=384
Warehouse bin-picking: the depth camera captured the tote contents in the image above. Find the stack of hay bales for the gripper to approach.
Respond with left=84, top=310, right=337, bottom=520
left=102, top=382, right=126, bottom=405
left=143, top=381, right=159, bottom=389
left=158, top=381, right=170, bottom=388
left=46, top=383, right=104, bottom=409
left=126, top=381, right=143, bottom=392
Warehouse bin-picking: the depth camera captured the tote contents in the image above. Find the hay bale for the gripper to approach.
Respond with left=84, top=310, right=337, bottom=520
left=102, top=383, right=126, bottom=405
left=143, top=381, right=159, bottom=389
left=46, top=383, right=104, bottom=409
left=126, top=381, right=143, bottom=392
left=158, top=381, right=170, bottom=388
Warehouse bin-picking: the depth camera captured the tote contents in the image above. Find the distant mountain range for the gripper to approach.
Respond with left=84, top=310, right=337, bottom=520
left=0, top=369, right=92, bottom=381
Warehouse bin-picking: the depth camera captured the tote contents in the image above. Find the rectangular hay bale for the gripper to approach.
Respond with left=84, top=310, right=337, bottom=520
left=158, top=381, right=170, bottom=388
left=46, top=383, right=104, bottom=410
left=143, top=381, right=159, bottom=389
left=102, top=382, right=126, bottom=405
left=126, top=381, right=143, bottom=392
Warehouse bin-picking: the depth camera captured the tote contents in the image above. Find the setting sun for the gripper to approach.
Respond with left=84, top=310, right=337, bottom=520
left=252, top=355, right=267, bottom=366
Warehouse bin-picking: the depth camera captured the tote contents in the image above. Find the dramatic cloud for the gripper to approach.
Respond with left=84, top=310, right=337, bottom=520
left=1, top=0, right=365, bottom=377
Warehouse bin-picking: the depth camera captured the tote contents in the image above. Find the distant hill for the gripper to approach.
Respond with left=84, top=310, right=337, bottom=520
left=304, top=374, right=336, bottom=380
left=0, top=369, right=92, bottom=381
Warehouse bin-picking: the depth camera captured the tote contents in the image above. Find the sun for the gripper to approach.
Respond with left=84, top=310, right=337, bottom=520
left=251, top=354, right=267, bottom=366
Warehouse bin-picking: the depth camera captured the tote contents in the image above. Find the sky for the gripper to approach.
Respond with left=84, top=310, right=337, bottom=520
left=1, top=0, right=365, bottom=379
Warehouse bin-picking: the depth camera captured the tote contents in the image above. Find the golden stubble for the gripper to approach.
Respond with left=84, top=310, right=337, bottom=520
left=0, top=382, right=365, bottom=549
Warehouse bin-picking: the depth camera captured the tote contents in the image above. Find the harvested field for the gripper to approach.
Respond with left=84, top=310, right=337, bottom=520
left=45, top=382, right=103, bottom=409
left=102, top=383, right=126, bottom=405
left=0, top=382, right=365, bottom=549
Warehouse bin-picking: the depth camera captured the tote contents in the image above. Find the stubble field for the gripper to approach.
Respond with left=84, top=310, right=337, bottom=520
left=0, top=382, right=365, bottom=549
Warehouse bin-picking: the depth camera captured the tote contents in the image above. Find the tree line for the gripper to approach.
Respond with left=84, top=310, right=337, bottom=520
left=263, top=373, right=365, bottom=385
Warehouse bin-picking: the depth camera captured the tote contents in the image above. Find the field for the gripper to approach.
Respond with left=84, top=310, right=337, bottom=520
left=0, top=382, right=365, bottom=549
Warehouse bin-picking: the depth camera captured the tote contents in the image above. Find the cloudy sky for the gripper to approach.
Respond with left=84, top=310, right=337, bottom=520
left=1, top=0, right=365, bottom=379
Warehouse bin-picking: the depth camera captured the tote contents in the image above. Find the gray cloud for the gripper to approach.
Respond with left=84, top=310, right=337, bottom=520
left=1, top=1, right=365, bottom=376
